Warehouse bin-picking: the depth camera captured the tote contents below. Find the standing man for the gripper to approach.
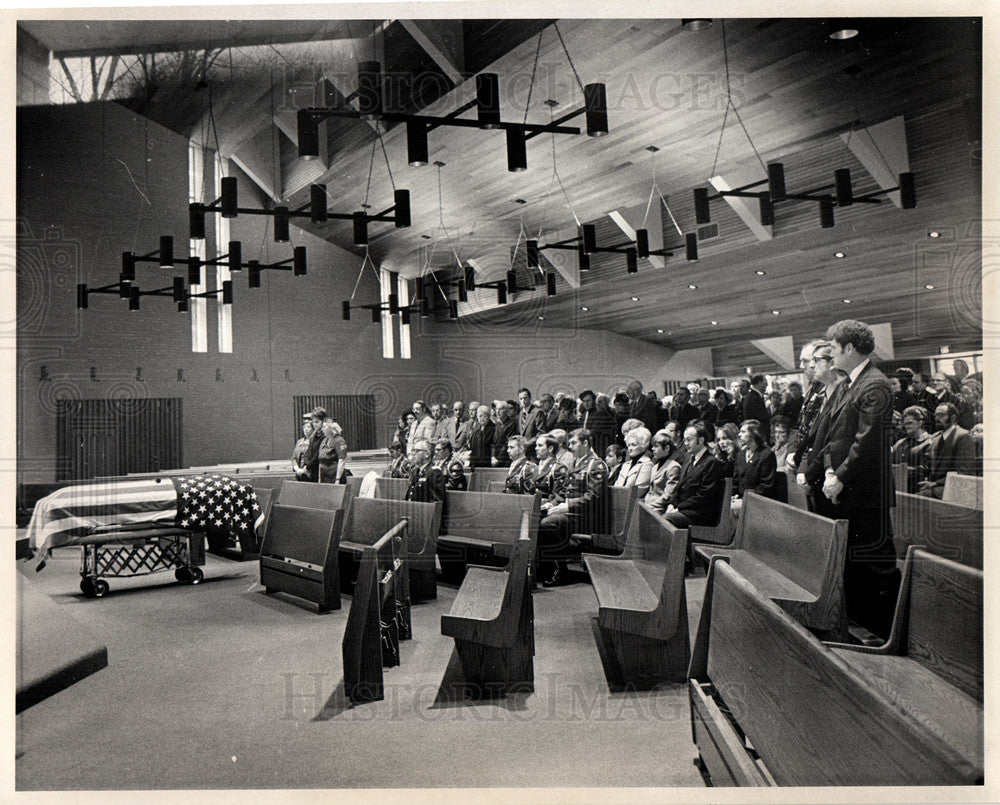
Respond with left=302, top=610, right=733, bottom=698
left=536, top=429, right=610, bottom=586
left=525, top=393, right=557, bottom=438
left=626, top=380, right=659, bottom=432
left=301, top=406, right=328, bottom=482
left=729, top=379, right=750, bottom=422
left=404, top=438, right=446, bottom=503
left=804, top=320, right=898, bottom=639
left=407, top=400, right=436, bottom=454
left=577, top=389, right=597, bottom=431
left=491, top=400, right=518, bottom=467
left=668, top=386, right=700, bottom=431
left=517, top=388, right=535, bottom=435
left=694, top=387, right=718, bottom=424
left=452, top=400, right=472, bottom=452
left=742, top=375, right=771, bottom=435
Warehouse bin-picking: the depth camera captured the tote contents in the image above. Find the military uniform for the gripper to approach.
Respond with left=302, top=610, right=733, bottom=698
left=385, top=455, right=410, bottom=478
left=536, top=450, right=611, bottom=584
left=405, top=461, right=446, bottom=503
left=502, top=457, right=538, bottom=494
left=530, top=457, right=564, bottom=499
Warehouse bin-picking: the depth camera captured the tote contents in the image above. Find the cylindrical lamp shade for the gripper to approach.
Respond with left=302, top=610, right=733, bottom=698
left=310, top=184, right=328, bottom=222
left=401, top=309, right=411, bottom=325
left=228, top=240, right=242, bottom=271
left=758, top=194, right=775, bottom=226
left=527, top=239, right=539, bottom=268
left=506, top=127, right=527, bottom=172
left=819, top=200, right=835, bottom=228
left=297, top=109, right=320, bottom=158
left=159, top=236, right=174, bottom=268
left=407, top=121, right=429, bottom=167
left=357, top=61, right=383, bottom=120
left=414, top=276, right=425, bottom=301
left=626, top=248, right=638, bottom=274
left=188, top=257, right=202, bottom=286
left=352, top=211, right=368, bottom=246
left=464, top=264, right=476, bottom=291
left=222, top=280, right=233, bottom=304
left=177, top=298, right=189, bottom=313
left=293, top=246, right=307, bottom=275
left=172, top=276, right=186, bottom=302
left=342, top=301, right=351, bottom=320
left=546, top=272, right=557, bottom=296
left=248, top=262, right=261, bottom=288
left=449, top=299, right=459, bottom=319
left=584, top=83, right=609, bottom=137
left=457, top=280, right=468, bottom=302
left=835, top=168, right=853, bottom=206
left=898, top=173, right=916, bottom=209
left=221, top=177, right=238, bottom=218
left=421, top=297, right=431, bottom=318
left=76, top=283, right=88, bottom=309
left=694, top=188, right=711, bottom=224
left=121, top=251, right=136, bottom=282
left=767, top=162, right=786, bottom=201
left=582, top=224, right=597, bottom=254
left=685, top=232, right=699, bottom=261
left=372, top=306, right=381, bottom=323
left=578, top=248, right=591, bottom=272
left=128, top=287, right=141, bottom=311
left=635, top=229, right=650, bottom=258
left=394, top=189, right=411, bottom=228
left=506, top=269, right=518, bottom=294
left=273, top=207, right=290, bottom=242
left=476, top=73, right=501, bottom=129
left=189, top=203, right=206, bottom=239
left=497, top=285, right=507, bottom=305
left=389, top=293, right=400, bottom=314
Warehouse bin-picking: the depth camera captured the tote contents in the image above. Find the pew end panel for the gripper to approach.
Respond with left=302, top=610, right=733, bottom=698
left=892, top=491, right=982, bottom=569
left=259, top=504, right=345, bottom=612
left=688, top=557, right=982, bottom=786
left=277, top=480, right=352, bottom=510
left=687, top=477, right=735, bottom=550
left=573, top=485, right=639, bottom=554
left=440, top=523, right=534, bottom=696
left=942, top=472, right=983, bottom=510
left=373, top=477, right=410, bottom=500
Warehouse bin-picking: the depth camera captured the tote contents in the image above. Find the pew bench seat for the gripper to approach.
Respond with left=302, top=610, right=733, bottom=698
left=830, top=649, right=982, bottom=766
left=445, top=565, right=508, bottom=627
left=587, top=559, right=660, bottom=613
left=708, top=551, right=815, bottom=603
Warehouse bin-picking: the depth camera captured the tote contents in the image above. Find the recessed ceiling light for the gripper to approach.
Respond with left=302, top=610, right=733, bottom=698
left=924, top=284, right=936, bottom=290
left=772, top=310, right=781, bottom=315
left=710, top=320, right=718, bottom=326
left=928, top=231, right=940, bottom=238
left=688, top=284, right=698, bottom=290
left=538, top=315, right=544, bottom=320
left=843, top=298, right=852, bottom=304
left=834, top=251, right=845, bottom=258
left=631, top=296, right=639, bottom=302
left=656, top=328, right=664, bottom=334
left=755, top=270, right=766, bottom=275
left=581, top=306, right=589, bottom=311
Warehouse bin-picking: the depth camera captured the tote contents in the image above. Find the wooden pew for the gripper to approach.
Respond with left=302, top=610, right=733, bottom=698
left=436, top=490, right=541, bottom=582
left=573, top=485, right=638, bottom=554
left=341, top=496, right=442, bottom=602
left=345, top=475, right=365, bottom=498
left=688, top=557, right=982, bottom=786
left=582, top=503, right=689, bottom=688
left=693, top=491, right=848, bottom=636
left=341, top=523, right=403, bottom=704
left=892, top=491, right=982, bottom=569
left=440, top=516, right=534, bottom=696
left=942, top=471, right=983, bottom=509
left=277, top=480, right=352, bottom=510
left=783, top=469, right=809, bottom=511
left=892, top=462, right=909, bottom=494
left=373, top=477, right=409, bottom=500
left=826, top=546, right=982, bottom=770
left=259, top=504, right=345, bottom=612
left=467, top=466, right=510, bottom=492
left=687, top=477, right=735, bottom=547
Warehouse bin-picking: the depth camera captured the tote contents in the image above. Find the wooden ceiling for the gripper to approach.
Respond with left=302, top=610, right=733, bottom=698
left=20, top=16, right=983, bottom=370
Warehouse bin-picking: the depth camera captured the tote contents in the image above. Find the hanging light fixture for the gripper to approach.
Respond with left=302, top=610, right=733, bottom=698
left=297, top=23, right=608, bottom=173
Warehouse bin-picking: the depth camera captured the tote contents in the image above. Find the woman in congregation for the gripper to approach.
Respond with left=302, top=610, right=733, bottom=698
left=613, top=426, right=653, bottom=497
left=318, top=421, right=349, bottom=483
left=644, top=430, right=682, bottom=505
left=468, top=404, right=495, bottom=468
left=392, top=410, right=416, bottom=455
left=891, top=405, right=934, bottom=493
left=731, top=420, right=778, bottom=517
left=712, top=422, right=740, bottom=478
left=291, top=419, right=314, bottom=480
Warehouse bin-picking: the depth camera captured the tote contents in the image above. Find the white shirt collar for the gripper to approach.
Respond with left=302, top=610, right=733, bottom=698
left=848, top=358, right=870, bottom=385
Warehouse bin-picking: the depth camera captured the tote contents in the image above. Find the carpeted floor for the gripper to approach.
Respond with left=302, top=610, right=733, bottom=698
left=15, top=548, right=708, bottom=791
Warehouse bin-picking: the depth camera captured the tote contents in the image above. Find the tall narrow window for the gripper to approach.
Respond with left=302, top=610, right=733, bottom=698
left=214, top=155, right=233, bottom=353
left=188, top=141, right=208, bottom=352
left=380, top=267, right=394, bottom=359
left=397, top=274, right=411, bottom=360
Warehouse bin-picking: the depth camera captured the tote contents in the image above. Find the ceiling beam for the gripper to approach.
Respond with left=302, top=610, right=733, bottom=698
left=840, top=116, right=910, bottom=208
left=710, top=175, right=774, bottom=242
left=607, top=205, right=665, bottom=269
left=398, top=20, right=465, bottom=86
left=749, top=336, right=796, bottom=370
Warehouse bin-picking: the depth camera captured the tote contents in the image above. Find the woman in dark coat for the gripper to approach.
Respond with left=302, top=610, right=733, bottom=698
left=468, top=404, right=496, bottom=468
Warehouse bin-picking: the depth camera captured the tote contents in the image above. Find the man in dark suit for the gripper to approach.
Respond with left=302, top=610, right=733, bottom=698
left=652, top=421, right=725, bottom=528
left=694, top=387, right=718, bottom=424
left=742, top=374, right=771, bottom=434
left=917, top=403, right=975, bottom=498
left=909, top=372, right=938, bottom=422
left=668, top=386, right=700, bottom=431
left=404, top=438, right=445, bottom=503
left=626, top=380, right=659, bottom=432
left=803, top=320, right=898, bottom=639
left=523, top=393, right=556, bottom=439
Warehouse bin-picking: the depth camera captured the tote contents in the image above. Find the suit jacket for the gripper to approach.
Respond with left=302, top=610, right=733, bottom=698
left=405, top=462, right=445, bottom=503
left=714, top=404, right=739, bottom=426
left=791, top=384, right=830, bottom=470
left=925, top=426, right=975, bottom=492
left=468, top=420, right=495, bottom=467
left=741, top=388, right=771, bottom=432
left=629, top=395, right=660, bottom=432
left=433, top=416, right=457, bottom=446
left=663, top=450, right=726, bottom=526
left=781, top=395, right=803, bottom=423
left=697, top=403, right=719, bottom=424
left=734, top=446, right=779, bottom=499
left=492, top=417, right=518, bottom=466
left=453, top=417, right=474, bottom=452
left=669, top=402, right=700, bottom=430
left=803, top=362, right=894, bottom=510
left=891, top=432, right=933, bottom=493
left=644, top=457, right=682, bottom=503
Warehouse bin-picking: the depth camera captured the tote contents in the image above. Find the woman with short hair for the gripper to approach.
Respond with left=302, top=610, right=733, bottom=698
left=318, top=421, right=349, bottom=484
left=613, top=426, right=653, bottom=496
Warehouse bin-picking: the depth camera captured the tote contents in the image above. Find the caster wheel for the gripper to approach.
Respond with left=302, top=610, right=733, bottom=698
left=92, top=579, right=109, bottom=598
left=80, top=578, right=96, bottom=598
left=188, top=567, right=204, bottom=585
left=175, top=567, right=192, bottom=583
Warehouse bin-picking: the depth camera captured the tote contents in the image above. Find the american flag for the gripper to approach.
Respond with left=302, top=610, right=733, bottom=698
left=28, top=474, right=263, bottom=571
